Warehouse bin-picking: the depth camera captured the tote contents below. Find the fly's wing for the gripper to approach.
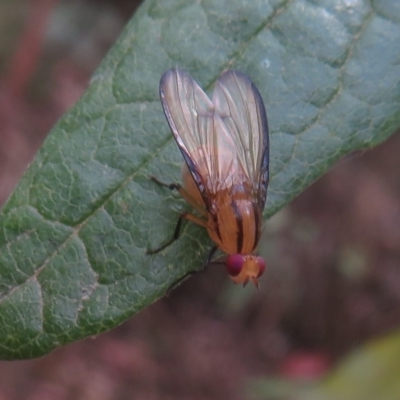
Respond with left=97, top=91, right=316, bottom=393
left=160, top=68, right=238, bottom=202
left=212, top=70, right=269, bottom=210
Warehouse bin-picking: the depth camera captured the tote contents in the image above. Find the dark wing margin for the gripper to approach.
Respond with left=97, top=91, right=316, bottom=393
left=212, top=70, right=269, bottom=210
left=159, top=68, right=214, bottom=200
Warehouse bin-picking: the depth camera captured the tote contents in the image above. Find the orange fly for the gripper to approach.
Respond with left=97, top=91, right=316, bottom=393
left=149, top=68, right=269, bottom=287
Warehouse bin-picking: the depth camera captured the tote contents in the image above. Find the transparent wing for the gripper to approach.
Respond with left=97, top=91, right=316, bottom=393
left=160, top=68, right=238, bottom=198
left=212, top=70, right=269, bottom=209
left=160, top=68, right=269, bottom=209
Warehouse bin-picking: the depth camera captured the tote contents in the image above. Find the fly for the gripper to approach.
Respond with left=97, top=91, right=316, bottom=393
left=148, top=68, right=269, bottom=287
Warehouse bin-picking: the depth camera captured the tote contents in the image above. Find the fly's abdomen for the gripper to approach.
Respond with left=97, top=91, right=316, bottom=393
left=207, top=195, right=261, bottom=255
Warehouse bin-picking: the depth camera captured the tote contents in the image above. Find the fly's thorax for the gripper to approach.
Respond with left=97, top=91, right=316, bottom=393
left=206, top=190, right=262, bottom=255
left=181, top=144, right=237, bottom=207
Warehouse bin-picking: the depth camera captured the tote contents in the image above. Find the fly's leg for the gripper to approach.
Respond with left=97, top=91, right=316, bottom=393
left=150, top=176, right=180, bottom=191
left=147, top=212, right=206, bottom=254
left=203, top=245, right=218, bottom=269
left=166, top=245, right=218, bottom=293
left=147, top=176, right=208, bottom=254
left=150, top=176, right=207, bottom=217
left=147, top=212, right=184, bottom=254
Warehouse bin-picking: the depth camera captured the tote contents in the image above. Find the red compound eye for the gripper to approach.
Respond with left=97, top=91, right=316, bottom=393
left=257, top=257, right=266, bottom=278
left=226, top=254, right=244, bottom=277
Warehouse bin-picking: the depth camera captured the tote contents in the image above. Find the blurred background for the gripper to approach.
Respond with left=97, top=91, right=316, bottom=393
left=1, top=1, right=400, bottom=399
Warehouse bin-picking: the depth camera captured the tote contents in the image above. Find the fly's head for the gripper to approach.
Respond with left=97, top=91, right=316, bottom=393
left=225, top=254, right=266, bottom=288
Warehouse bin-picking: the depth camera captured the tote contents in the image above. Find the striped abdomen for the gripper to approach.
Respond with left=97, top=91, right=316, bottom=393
left=206, top=190, right=262, bottom=255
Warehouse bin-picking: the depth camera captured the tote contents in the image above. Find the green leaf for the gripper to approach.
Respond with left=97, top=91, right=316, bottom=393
left=250, top=329, right=400, bottom=400
left=1, top=0, right=400, bottom=359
